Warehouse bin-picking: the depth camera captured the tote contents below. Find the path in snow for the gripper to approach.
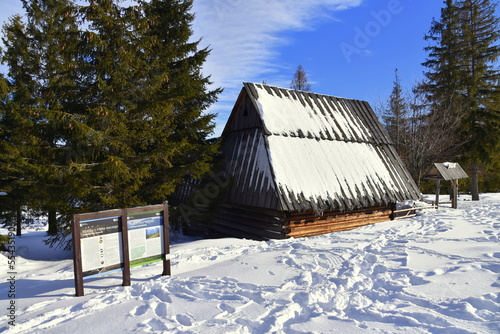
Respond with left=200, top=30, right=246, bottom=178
left=1, top=194, right=499, bottom=333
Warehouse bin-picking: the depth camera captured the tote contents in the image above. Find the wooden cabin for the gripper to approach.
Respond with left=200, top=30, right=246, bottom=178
left=177, top=83, right=421, bottom=239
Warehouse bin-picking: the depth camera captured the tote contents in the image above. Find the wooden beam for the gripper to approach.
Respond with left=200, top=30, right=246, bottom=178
left=288, top=210, right=392, bottom=227
left=72, top=215, right=84, bottom=297
left=287, top=217, right=389, bottom=238
left=162, top=202, right=171, bottom=276
left=120, top=210, right=131, bottom=287
left=451, top=179, right=458, bottom=209
left=435, top=179, right=441, bottom=208
left=393, top=214, right=417, bottom=220
left=286, top=209, right=392, bottom=238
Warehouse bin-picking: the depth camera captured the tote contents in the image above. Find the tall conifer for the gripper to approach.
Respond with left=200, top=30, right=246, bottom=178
left=1, top=1, right=81, bottom=235
left=1, top=0, right=221, bottom=247
left=457, top=0, right=500, bottom=199
left=383, top=69, right=408, bottom=160
left=421, top=0, right=500, bottom=200
left=0, top=72, right=29, bottom=230
left=137, top=0, right=222, bottom=204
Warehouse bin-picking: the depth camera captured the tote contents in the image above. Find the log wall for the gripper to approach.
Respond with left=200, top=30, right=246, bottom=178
left=285, top=206, right=394, bottom=238
left=183, top=204, right=395, bottom=240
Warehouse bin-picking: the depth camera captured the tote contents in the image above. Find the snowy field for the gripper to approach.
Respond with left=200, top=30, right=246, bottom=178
left=1, top=194, right=499, bottom=333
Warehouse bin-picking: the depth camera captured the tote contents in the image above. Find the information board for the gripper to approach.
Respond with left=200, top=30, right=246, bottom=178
left=128, top=211, right=164, bottom=267
left=72, top=203, right=170, bottom=296
left=79, top=216, right=123, bottom=277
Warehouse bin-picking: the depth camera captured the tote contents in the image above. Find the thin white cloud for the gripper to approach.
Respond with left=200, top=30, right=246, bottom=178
left=0, top=0, right=363, bottom=136
left=191, top=0, right=362, bottom=135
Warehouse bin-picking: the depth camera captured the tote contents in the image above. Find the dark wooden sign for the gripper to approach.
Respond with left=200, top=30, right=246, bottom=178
left=72, top=203, right=170, bottom=296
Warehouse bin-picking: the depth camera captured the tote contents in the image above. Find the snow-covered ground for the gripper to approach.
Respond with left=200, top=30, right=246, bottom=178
left=1, top=194, right=499, bottom=333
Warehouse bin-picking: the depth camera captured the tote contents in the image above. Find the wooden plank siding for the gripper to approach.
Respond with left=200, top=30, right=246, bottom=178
left=221, top=128, right=280, bottom=211
left=183, top=205, right=394, bottom=240
left=285, top=206, right=393, bottom=238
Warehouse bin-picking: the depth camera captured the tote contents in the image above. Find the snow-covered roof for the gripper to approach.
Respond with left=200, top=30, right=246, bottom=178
left=426, top=162, right=469, bottom=181
left=222, top=83, right=421, bottom=213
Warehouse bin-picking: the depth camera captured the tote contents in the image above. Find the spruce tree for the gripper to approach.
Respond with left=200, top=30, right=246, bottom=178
left=421, top=0, right=500, bottom=200
left=457, top=0, right=500, bottom=199
left=136, top=0, right=222, bottom=204
left=383, top=69, right=408, bottom=160
left=0, top=15, right=46, bottom=234
left=422, top=0, right=464, bottom=108
left=2, top=0, right=83, bottom=236
left=0, top=73, right=28, bottom=234
left=74, top=0, right=152, bottom=210
left=1, top=0, right=221, bottom=248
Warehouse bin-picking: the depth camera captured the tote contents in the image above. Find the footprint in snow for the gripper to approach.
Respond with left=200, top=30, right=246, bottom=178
left=145, top=318, right=168, bottom=332
left=176, top=314, right=192, bottom=326
left=481, top=264, right=500, bottom=274
left=102, top=295, right=116, bottom=304
left=237, top=282, right=258, bottom=290
left=155, top=303, right=167, bottom=317
left=426, top=266, right=461, bottom=276
left=490, top=252, right=500, bottom=259
left=150, top=288, right=172, bottom=303
left=131, top=304, right=149, bottom=316
left=427, top=268, right=446, bottom=276
left=219, top=303, right=236, bottom=313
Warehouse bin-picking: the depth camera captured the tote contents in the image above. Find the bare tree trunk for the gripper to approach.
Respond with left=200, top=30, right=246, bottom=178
left=47, top=210, right=58, bottom=235
left=470, top=164, right=480, bottom=201
left=403, top=83, right=465, bottom=185
left=16, top=208, right=22, bottom=237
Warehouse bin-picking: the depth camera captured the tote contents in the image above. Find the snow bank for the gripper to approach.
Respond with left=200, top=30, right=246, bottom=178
left=1, top=194, right=499, bottom=333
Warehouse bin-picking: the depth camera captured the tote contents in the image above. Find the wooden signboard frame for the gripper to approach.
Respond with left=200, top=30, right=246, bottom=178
left=72, top=203, right=170, bottom=297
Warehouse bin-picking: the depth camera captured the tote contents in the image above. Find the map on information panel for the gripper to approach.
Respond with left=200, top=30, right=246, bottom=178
left=127, top=211, right=164, bottom=267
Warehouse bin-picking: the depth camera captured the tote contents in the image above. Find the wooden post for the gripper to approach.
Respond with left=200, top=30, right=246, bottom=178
left=120, top=210, right=131, bottom=287
left=451, top=179, right=458, bottom=209
left=435, top=179, right=441, bottom=209
left=390, top=203, right=397, bottom=220
left=72, top=215, right=84, bottom=297
left=162, top=202, right=171, bottom=276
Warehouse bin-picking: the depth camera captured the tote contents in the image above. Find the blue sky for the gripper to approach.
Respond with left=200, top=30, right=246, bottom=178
left=1, top=0, right=448, bottom=136
left=191, top=0, right=447, bottom=135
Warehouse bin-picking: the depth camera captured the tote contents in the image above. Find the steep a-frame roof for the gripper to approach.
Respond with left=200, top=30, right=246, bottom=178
left=221, top=83, right=421, bottom=213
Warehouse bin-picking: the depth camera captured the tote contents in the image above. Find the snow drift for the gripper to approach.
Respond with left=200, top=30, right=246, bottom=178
left=1, top=194, right=499, bottom=333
